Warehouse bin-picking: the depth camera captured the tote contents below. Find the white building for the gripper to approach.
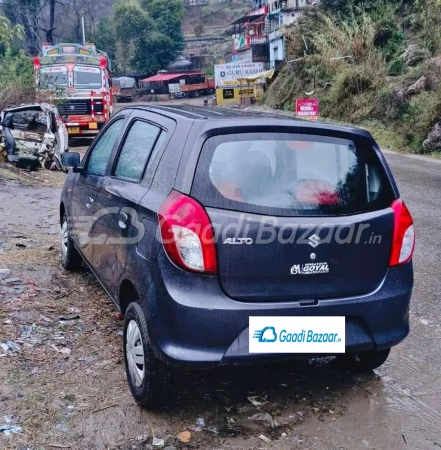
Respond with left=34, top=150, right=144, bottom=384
left=267, top=0, right=313, bottom=69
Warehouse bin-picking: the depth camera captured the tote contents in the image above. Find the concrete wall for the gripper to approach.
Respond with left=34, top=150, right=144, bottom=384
left=269, top=37, right=284, bottom=68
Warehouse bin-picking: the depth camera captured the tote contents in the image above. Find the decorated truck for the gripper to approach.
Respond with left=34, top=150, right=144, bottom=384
left=34, top=43, right=113, bottom=136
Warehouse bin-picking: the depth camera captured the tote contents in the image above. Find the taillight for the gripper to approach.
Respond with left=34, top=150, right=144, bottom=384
left=158, top=190, right=218, bottom=274
left=389, top=199, right=415, bottom=267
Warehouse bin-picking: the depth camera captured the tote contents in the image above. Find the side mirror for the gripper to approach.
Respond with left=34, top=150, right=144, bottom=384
left=62, top=152, right=81, bottom=170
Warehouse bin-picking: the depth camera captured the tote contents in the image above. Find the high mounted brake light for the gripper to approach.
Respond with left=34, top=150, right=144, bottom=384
left=158, top=191, right=218, bottom=274
left=389, top=199, right=415, bottom=267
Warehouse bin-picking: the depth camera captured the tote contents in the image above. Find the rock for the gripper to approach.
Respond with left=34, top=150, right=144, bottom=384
left=401, top=44, right=430, bottom=67
left=4, top=277, right=21, bottom=284
left=176, top=431, right=191, bottom=444
left=425, top=56, right=441, bottom=71
left=152, top=438, right=165, bottom=448
left=406, top=76, right=428, bottom=96
left=423, top=122, right=441, bottom=152
left=248, top=412, right=279, bottom=428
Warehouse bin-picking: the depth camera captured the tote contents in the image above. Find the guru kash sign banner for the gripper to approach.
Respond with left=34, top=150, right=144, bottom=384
left=214, top=62, right=265, bottom=88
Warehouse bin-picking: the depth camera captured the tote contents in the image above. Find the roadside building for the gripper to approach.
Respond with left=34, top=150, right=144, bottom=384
left=227, top=0, right=317, bottom=69
left=229, top=2, right=270, bottom=67
left=268, top=0, right=310, bottom=69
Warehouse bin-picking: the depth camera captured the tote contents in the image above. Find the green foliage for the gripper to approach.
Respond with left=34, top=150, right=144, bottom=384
left=0, top=17, right=35, bottom=109
left=374, top=19, right=405, bottom=62
left=398, top=89, right=441, bottom=151
left=320, top=0, right=409, bottom=16
left=112, top=0, right=184, bottom=75
left=388, top=58, right=405, bottom=75
left=270, top=1, right=441, bottom=153
left=94, top=17, right=118, bottom=64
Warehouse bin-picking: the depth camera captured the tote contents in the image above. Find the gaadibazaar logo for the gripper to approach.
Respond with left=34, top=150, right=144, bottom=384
left=253, top=326, right=342, bottom=344
left=249, top=317, right=346, bottom=354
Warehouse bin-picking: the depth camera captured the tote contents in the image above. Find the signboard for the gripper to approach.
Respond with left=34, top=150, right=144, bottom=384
left=222, top=89, right=235, bottom=100
left=216, top=86, right=264, bottom=105
left=214, top=62, right=265, bottom=88
left=238, top=87, right=255, bottom=98
left=233, top=36, right=250, bottom=51
left=296, top=99, right=319, bottom=121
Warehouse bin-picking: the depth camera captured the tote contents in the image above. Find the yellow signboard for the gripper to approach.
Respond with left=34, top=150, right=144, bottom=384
left=238, top=88, right=255, bottom=98
left=216, top=86, right=264, bottom=105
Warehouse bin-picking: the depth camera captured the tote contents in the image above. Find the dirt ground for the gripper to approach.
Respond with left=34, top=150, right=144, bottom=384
left=1, top=101, right=440, bottom=450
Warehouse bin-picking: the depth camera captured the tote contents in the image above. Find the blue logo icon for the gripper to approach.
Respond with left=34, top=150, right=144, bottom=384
left=253, top=326, right=277, bottom=343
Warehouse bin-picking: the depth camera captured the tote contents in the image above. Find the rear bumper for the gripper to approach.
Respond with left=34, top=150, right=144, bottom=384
left=144, top=254, right=412, bottom=368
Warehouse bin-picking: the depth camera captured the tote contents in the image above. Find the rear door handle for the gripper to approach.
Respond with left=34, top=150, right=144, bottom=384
left=86, top=197, right=94, bottom=209
left=118, top=212, right=129, bottom=230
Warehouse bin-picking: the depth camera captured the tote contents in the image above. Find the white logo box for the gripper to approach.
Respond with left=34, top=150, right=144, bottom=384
left=249, top=316, right=346, bottom=354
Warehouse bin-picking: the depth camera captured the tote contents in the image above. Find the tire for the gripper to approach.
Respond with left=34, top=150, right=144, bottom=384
left=61, top=214, right=83, bottom=271
left=123, top=302, right=171, bottom=409
left=193, top=90, right=200, bottom=98
left=336, top=348, right=391, bottom=373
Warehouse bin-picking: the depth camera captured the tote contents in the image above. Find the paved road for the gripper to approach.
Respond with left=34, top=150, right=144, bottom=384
left=312, top=151, right=441, bottom=450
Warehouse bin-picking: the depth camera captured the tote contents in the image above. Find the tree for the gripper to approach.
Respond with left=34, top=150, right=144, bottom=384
left=147, top=0, right=184, bottom=51
left=94, top=16, right=117, bottom=62
left=0, top=17, right=35, bottom=108
left=113, top=0, right=185, bottom=75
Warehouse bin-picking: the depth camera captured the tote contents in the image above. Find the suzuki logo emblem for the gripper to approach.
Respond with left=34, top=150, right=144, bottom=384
left=308, top=234, right=321, bottom=248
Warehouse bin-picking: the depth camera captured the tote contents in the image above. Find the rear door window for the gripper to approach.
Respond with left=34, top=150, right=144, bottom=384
left=191, top=133, right=394, bottom=217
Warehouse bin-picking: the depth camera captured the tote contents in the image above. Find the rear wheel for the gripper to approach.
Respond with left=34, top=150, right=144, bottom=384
left=61, top=214, right=83, bottom=271
left=193, top=90, right=200, bottom=98
left=123, top=302, right=172, bottom=409
left=336, top=348, right=391, bottom=372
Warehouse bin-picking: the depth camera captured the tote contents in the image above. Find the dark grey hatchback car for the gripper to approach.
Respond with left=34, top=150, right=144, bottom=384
left=60, top=105, right=414, bottom=408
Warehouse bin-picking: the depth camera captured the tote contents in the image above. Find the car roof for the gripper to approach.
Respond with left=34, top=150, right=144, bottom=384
left=126, top=105, right=373, bottom=139
left=135, top=105, right=293, bottom=120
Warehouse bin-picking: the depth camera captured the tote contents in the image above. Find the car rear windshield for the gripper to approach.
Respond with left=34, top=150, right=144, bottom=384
left=191, top=133, right=395, bottom=217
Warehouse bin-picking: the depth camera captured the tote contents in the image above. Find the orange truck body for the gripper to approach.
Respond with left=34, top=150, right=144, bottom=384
left=180, top=78, right=215, bottom=93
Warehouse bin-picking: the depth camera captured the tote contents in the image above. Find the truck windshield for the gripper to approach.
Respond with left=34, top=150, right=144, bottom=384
left=74, top=67, right=102, bottom=89
left=40, top=68, right=68, bottom=88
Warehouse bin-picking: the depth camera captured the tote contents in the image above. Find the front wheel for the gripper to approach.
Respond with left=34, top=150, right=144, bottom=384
left=336, top=348, right=391, bottom=372
left=123, top=302, right=172, bottom=409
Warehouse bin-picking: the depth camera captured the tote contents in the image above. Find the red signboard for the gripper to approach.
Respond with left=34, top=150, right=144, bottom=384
left=296, top=99, right=319, bottom=121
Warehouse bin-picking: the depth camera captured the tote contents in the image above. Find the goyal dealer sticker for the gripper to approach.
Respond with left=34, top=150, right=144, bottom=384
left=249, top=317, right=345, bottom=354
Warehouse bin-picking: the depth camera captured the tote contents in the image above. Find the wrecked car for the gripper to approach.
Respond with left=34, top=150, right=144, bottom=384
left=0, top=103, right=69, bottom=170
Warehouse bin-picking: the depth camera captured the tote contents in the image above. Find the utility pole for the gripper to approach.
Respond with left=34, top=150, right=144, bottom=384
left=81, top=17, right=86, bottom=45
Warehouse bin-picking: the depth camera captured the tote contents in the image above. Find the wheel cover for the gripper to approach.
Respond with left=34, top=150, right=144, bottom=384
left=61, top=220, right=68, bottom=261
left=126, top=320, right=145, bottom=387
